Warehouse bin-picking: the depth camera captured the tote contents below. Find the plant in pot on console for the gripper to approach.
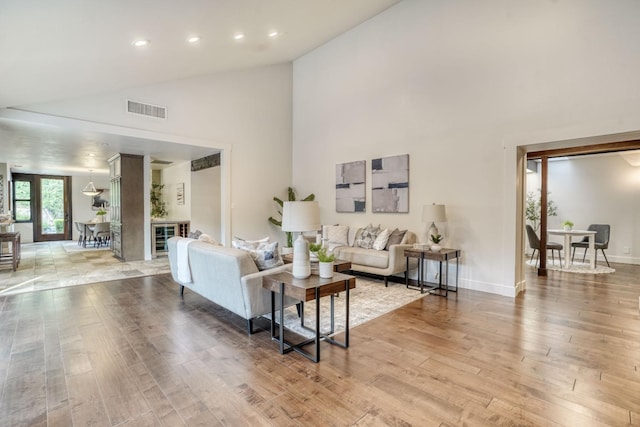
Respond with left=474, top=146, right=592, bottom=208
left=268, top=187, right=315, bottom=253
left=430, top=234, right=444, bottom=253
left=309, top=242, right=322, bottom=262
left=96, top=208, right=107, bottom=222
left=316, top=247, right=335, bottom=279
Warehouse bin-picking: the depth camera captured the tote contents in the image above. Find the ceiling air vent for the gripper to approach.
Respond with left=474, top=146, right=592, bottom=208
left=127, top=100, right=167, bottom=119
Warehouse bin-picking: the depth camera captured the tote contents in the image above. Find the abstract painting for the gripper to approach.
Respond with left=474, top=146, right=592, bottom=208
left=371, top=154, right=409, bottom=213
left=91, top=189, right=110, bottom=210
left=336, top=160, right=366, bottom=212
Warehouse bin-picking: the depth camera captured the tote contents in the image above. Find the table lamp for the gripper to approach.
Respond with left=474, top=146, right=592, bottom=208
left=422, top=203, right=447, bottom=243
left=282, top=201, right=321, bottom=279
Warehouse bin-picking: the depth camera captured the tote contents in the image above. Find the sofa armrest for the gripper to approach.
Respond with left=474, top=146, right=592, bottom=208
left=240, top=263, right=298, bottom=318
left=388, top=244, right=418, bottom=274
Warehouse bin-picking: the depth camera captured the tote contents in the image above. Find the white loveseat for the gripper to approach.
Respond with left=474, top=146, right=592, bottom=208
left=323, top=225, right=418, bottom=286
left=167, top=236, right=297, bottom=334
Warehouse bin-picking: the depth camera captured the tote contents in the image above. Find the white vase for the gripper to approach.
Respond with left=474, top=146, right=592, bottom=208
left=309, top=251, right=319, bottom=262
left=563, top=225, right=572, bottom=231
left=430, top=244, right=442, bottom=253
left=319, top=261, right=334, bottom=279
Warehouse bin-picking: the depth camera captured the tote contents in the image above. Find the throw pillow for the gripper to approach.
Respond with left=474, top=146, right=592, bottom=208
left=198, top=234, right=220, bottom=245
left=188, top=229, right=203, bottom=239
left=355, top=224, right=381, bottom=249
left=233, top=239, right=283, bottom=270
left=324, top=225, right=349, bottom=250
left=372, top=228, right=391, bottom=251
left=385, top=229, right=407, bottom=250
left=232, top=236, right=269, bottom=249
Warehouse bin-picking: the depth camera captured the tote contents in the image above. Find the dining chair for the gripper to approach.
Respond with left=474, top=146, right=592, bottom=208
left=74, top=221, right=85, bottom=246
left=92, top=222, right=111, bottom=248
left=526, top=225, right=563, bottom=266
left=571, top=224, right=610, bottom=267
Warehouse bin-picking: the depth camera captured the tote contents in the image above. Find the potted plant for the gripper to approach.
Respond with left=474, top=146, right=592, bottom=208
left=526, top=190, right=558, bottom=231
left=268, top=187, right=315, bottom=253
left=316, top=247, right=335, bottom=278
left=430, top=234, right=444, bottom=253
left=96, top=208, right=107, bottom=222
left=150, top=183, right=168, bottom=219
left=309, top=242, right=322, bottom=262
left=562, top=220, right=574, bottom=231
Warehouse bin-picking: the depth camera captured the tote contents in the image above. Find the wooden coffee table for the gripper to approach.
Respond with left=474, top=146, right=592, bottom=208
left=262, top=271, right=356, bottom=362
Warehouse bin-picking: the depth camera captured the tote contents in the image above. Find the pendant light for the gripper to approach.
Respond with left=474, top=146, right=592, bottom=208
left=82, top=170, right=100, bottom=196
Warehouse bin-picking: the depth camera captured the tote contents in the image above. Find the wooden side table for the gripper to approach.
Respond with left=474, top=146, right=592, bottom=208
left=404, top=248, right=460, bottom=297
left=262, top=271, right=356, bottom=363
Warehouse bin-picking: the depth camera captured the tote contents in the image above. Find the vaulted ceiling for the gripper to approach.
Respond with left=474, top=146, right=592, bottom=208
left=0, top=0, right=401, bottom=175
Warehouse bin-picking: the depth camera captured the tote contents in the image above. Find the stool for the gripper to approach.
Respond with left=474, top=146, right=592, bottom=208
left=0, top=232, right=21, bottom=271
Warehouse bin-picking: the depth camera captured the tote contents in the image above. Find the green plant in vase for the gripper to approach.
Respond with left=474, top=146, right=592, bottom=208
left=96, top=208, right=107, bottom=222
left=430, top=234, right=444, bottom=252
left=309, top=242, right=322, bottom=261
left=267, top=187, right=315, bottom=249
left=316, top=247, right=335, bottom=263
left=562, top=220, right=574, bottom=230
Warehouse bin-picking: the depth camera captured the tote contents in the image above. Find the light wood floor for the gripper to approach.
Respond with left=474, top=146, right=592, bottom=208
left=1, top=263, right=639, bottom=426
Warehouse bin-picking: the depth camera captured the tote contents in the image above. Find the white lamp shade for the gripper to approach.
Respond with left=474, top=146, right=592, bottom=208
left=422, top=204, right=446, bottom=223
left=282, top=201, right=320, bottom=232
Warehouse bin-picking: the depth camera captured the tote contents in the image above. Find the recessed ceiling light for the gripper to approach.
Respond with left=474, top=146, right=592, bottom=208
left=268, top=31, right=280, bottom=38
left=132, top=39, right=150, bottom=47
left=233, top=33, right=245, bottom=41
left=187, top=36, right=200, bottom=44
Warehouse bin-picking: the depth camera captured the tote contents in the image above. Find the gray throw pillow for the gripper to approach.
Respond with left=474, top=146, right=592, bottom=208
left=355, top=224, right=381, bottom=249
left=385, top=228, right=407, bottom=250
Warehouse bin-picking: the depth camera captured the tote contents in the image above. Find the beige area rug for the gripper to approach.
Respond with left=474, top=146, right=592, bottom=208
left=267, top=276, right=428, bottom=339
left=525, top=258, right=615, bottom=274
left=0, top=241, right=170, bottom=296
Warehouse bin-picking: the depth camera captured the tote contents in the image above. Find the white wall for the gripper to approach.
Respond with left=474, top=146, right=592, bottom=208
left=161, top=161, right=191, bottom=222
left=191, top=165, right=221, bottom=240
left=292, top=0, right=640, bottom=296
left=527, top=155, right=640, bottom=265
left=20, top=64, right=293, bottom=246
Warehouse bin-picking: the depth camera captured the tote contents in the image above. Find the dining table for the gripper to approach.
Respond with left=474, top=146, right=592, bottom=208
left=548, top=228, right=597, bottom=270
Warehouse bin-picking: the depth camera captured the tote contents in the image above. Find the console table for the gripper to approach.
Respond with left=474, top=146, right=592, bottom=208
left=262, top=271, right=356, bottom=363
left=404, top=248, right=460, bottom=297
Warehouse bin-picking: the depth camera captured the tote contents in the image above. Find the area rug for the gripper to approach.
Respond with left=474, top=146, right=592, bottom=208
left=264, top=276, right=427, bottom=339
left=0, top=241, right=170, bottom=296
left=525, top=259, right=615, bottom=274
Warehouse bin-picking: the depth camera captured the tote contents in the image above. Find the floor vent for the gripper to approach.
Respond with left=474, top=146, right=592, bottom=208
left=127, top=100, right=167, bottom=119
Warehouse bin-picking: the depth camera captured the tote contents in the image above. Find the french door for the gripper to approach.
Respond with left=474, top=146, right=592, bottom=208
left=12, top=173, right=73, bottom=242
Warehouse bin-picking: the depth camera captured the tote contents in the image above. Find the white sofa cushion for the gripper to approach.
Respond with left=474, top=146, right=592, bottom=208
left=333, top=246, right=390, bottom=269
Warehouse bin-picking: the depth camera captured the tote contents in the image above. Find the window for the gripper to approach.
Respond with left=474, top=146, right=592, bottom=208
left=13, top=178, right=33, bottom=222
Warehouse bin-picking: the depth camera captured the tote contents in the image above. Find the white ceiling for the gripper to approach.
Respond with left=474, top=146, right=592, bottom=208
left=0, top=0, right=401, bottom=176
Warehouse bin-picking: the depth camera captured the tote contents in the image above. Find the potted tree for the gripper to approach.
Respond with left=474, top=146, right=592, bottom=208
left=268, top=187, right=315, bottom=254
left=317, top=247, right=335, bottom=279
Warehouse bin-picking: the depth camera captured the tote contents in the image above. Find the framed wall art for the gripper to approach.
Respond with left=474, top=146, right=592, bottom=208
left=336, top=160, right=366, bottom=212
left=371, top=154, right=409, bottom=213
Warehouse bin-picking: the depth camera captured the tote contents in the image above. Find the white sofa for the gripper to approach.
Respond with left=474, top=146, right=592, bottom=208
left=167, top=236, right=297, bottom=334
left=324, top=226, right=418, bottom=286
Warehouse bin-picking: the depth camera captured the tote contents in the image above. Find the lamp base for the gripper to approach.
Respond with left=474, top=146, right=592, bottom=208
left=292, top=234, right=311, bottom=279
left=427, top=222, right=439, bottom=245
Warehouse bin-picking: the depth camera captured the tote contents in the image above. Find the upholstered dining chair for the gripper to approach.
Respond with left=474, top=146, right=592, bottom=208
left=92, top=222, right=111, bottom=248
left=571, top=224, right=610, bottom=267
left=526, top=225, right=563, bottom=266
left=74, top=221, right=85, bottom=246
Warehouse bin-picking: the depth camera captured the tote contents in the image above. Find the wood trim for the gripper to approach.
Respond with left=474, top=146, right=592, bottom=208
left=527, top=140, right=640, bottom=159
